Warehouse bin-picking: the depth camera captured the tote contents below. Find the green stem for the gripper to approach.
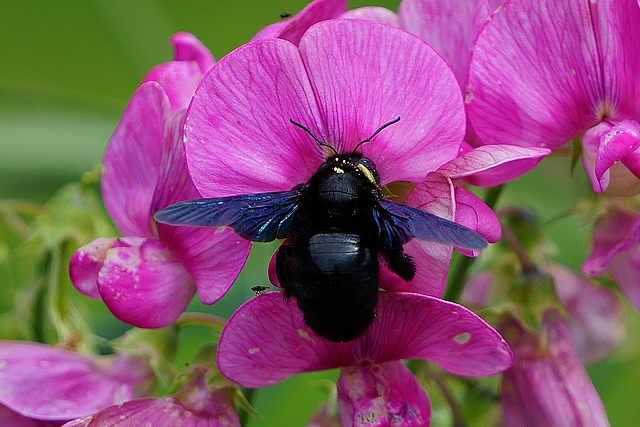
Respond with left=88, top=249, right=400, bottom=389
left=175, top=312, right=228, bottom=330
left=238, top=388, right=256, bottom=425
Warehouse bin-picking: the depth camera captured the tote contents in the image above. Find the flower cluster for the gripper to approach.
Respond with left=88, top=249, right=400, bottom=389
left=1, top=0, right=638, bottom=425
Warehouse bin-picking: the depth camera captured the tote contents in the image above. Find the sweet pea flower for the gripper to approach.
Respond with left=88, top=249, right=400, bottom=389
left=0, top=342, right=154, bottom=424
left=500, top=313, right=610, bottom=426
left=252, top=0, right=549, bottom=257
left=582, top=202, right=640, bottom=311
left=217, top=291, right=513, bottom=426
left=69, top=35, right=250, bottom=328
left=467, top=0, right=640, bottom=194
left=185, top=19, right=473, bottom=297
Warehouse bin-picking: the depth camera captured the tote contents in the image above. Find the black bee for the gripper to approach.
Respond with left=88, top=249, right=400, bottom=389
left=154, top=117, right=487, bottom=342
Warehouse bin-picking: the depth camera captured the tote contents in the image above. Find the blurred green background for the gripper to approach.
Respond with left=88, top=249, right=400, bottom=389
left=1, top=1, right=638, bottom=426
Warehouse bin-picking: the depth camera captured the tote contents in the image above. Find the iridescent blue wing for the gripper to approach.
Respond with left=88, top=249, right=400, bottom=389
left=373, top=199, right=488, bottom=250
left=153, top=190, right=301, bottom=242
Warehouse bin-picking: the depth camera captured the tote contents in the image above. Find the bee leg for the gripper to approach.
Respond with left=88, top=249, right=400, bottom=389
left=275, top=244, right=295, bottom=298
left=381, top=248, right=416, bottom=282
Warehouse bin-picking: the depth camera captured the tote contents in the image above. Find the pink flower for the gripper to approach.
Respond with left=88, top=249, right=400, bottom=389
left=184, top=19, right=471, bottom=297
left=500, top=313, right=609, bottom=426
left=63, top=367, right=240, bottom=427
left=217, top=291, right=512, bottom=426
left=582, top=202, right=640, bottom=311
left=0, top=342, right=154, bottom=424
left=69, top=35, right=250, bottom=328
left=250, top=0, right=550, bottom=256
left=467, top=0, right=640, bottom=194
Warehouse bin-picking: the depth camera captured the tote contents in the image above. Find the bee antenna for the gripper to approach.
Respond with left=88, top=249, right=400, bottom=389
left=353, top=116, right=401, bottom=152
left=290, top=119, right=338, bottom=155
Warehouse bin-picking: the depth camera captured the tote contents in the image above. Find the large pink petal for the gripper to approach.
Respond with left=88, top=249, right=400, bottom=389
left=97, top=238, right=196, bottom=328
left=0, top=343, right=153, bottom=421
left=467, top=0, right=604, bottom=148
left=438, top=145, right=551, bottom=187
left=102, top=82, right=168, bottom=237
left=398, top=0, right=491, bottom=89
left=185, top=39, right=325, bottom=197
left=300, top=20, right=465, bottom=184
left=500, top=315, right=609, bottom=426
left=217, top=292, right=511, bottom=387
left=337, top=361, right=430, bottom=426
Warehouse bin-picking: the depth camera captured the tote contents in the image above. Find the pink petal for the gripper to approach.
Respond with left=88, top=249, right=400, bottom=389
left=101, top=82, right=168, bottom=237
left=300, top=20, right=465, bottom=183
left=254, top=0, right=346, bottom=45
left=142, top=33, right=214, bottom=112
left=340, top=7, right=400, bottom=26
left=591, top=0, right=640, bottom=121
left=217, top=292, right=512, bottom=388
left=169, top=32, right=215, bottom=74
left=548, top=263, right=624, bottom=364
left=0, top=343, right=153, bottom=421
left=97, top=238, right=196, bottom=328
left=69, top=237, right=117, bottom=299
left=150, top=110, right=252, bottom=304
left=582, top=120, right=640, bottom=193
left=454, top=186, right=501, bottom=244
left=337, top=361, right=429, bottom=426
left=438, top=145, right=551, bottom=187
left=162, top=224, right=250, bottom=304
left=467, top=0, right=604, bottom=148
left=402, top=173, right=455, bottom=297
left=582, top=205, right=640, bottom=275
left=141, top=62, right=201, bottom=113
left=185, top=39, right=325, bottom=197
left=500, top=314, right=609, bottom=426
left=398, top=0, right=491, bottom=89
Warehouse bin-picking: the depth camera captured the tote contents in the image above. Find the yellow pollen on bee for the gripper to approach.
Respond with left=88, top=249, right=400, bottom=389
left=333, top=167, right=345, bottom=174
left=357, top=164, right=377, bottom=185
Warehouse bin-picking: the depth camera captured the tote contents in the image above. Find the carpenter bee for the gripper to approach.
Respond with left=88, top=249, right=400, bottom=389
left=154, top=117, right=487, bottom=342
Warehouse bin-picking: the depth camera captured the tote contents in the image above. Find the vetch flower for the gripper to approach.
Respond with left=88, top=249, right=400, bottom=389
left=500, top=313, right=610, bottom=426
left=0, top=341, right=154, bottom=424
left=466, top=0, right=640, bottom=194
left=184, top=19, right=473, bottom=298
left=69, top=35, right=250, bottom=328
left=217, top=291, right=512, bottom=426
